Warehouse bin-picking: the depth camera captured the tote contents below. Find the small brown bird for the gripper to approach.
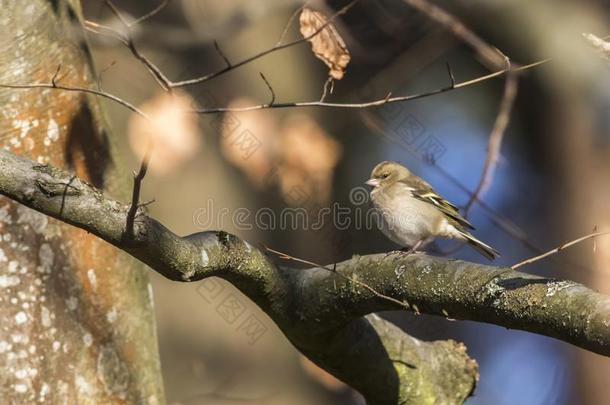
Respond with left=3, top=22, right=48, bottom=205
left=365, top=161, right=499, bottom=260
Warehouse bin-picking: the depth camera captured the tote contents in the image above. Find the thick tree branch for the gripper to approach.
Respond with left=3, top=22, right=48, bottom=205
left=2, top=148, right=610, bottom=399
left=0, top=147, right=476, bottom=404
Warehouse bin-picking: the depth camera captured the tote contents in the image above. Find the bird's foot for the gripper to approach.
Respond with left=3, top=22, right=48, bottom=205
left=396, top=240, right=425, bottom=258
left=394, top=247, right=420, bottom=259
left=384, top=240, right=426, bottom=260
left=391, top=249, right=418, bottom=263
left=383, top=250, right=402, bottom=259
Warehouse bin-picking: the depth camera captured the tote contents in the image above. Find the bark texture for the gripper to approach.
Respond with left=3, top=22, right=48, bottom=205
left=3, top=145, right=610, bottom=402
left=0, top=144, right=483, bottom=404
left=0, top=1, right=163, bottom=403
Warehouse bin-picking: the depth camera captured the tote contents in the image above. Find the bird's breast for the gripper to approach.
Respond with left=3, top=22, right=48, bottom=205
left=370, top=190, right=444, bottom=246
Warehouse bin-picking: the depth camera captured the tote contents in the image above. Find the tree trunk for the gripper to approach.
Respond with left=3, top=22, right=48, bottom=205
left=0, top=1, right=164, bottom=403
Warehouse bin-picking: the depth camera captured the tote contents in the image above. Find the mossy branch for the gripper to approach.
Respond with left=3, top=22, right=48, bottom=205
left=2, top=148, right=610, bottom=403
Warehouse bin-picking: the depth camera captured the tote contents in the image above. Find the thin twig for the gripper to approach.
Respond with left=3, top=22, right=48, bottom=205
left=0, top=70, right=154, bottom=240
left=358, top=98, right=570, bottom=267
left=170, top=0, right=360, bottom=88
left=276, top=2, right=308, bottom=46
left=464, top=72, right=518, bottom=216
left=128, top=0, right=170, bottom=27
left=125, top=140, right=154, bottom=239
left=84, top=20, right=129, bottom=44
left=319, top=77, right=334, bottom=102
left=140, top=199, right=156, bottom=208
left=86, top=1, right=357, bottom=91
left=96, top=60, right=117, bottom=89
left=264, top=246, right=410, bottom=310
left=511, top=232, right=610, bottom=270
left=0, top=82, right=149, bottom=119
left=213, top=40, right=231, bottom=68
left=0, top=60, right=547, bottom=122
left=259, top=72, right=276, bottom=105
left=432, top=159, right=592, bottom=273
left=446, top=62, right=455, bottom=88
left=402, top=0, right=508, bottom=70
left=97, top=2, right=159, bottom=237
left=104, top=0, right=130, bottom=26
left=51, top=64, right=62, bottom=86
left=192, top=59, right=548, bottom=114
left=85, top=1, right=173, bottom=91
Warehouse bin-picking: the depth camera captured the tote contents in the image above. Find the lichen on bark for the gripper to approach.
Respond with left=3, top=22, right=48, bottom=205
left=0, top=1, right=164, bottom=403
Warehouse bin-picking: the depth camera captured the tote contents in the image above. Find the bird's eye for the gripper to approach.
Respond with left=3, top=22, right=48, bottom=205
left=381, top=173, right=389, bottom=179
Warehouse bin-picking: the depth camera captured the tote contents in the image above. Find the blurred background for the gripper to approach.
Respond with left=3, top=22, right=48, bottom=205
left=82, top=0, right=610, bottom=403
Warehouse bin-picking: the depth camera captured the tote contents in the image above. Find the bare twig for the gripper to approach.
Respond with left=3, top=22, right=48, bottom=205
left=464, top=72, right=519, bottom=216
left=0, top=60, right=547, bottom=122
left=125, top=140, right=153, bottom=240
left=259, top=72, right=276, bottom=105
left=276, top=2, right=309, bottom=46
left=96, top=60, right=117, bottom=89
left=0, top=81, right=149, bottom=119
left=511, top=232, right=610, bottom=270
left=319, top=77, right=334, bottom=102
left=104, top=0, right=130, bottom=26
left=51, top=64, right=62, bottom=86
left=0, top=59, right=541, bottom=239
left=0, top=69, right=154, bottom=240
left=264, top=246, right=410, bottom=310
left=84, top=20, right=128, bottom=43
left=193, top=59, right=548, bottom=114
left=358, top=98, right=568, bottom=267
left=432, top=161, right=592, bottom=273
left=95, top=3, right=159, bottom=237
left=213, top=40, right=231, bottom=68
left=446, top=62, right=455, bottom=88
left=85, top=1, right=173, bottom=91
left=170, top=0, right=360, bottom=88
left=402, top=0, right=508, bottom=70
left=128, top=0, right=170, bottom=27
left=85, top=1, right=357, bottom=91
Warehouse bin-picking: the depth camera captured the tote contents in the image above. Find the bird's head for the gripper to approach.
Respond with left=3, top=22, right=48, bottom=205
left=365, top=161, right=410, bottom=188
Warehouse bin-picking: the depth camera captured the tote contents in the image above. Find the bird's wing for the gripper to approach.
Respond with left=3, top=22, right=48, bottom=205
left=399, top=176, right=474, bottom=230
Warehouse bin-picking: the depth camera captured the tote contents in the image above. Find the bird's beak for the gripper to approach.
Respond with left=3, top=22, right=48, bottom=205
left=365, top=178, right=380, bottom=187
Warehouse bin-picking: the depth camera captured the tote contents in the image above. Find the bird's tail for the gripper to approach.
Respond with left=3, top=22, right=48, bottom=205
left=457, top=231, right=499, bottom=260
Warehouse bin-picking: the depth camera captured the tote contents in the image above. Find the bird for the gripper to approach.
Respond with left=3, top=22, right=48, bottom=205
left=365, top=161, right=499, bottom=260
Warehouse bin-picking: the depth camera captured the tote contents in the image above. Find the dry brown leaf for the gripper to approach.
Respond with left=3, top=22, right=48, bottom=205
left=299, top=7, right=351, bottom=80
left=128, top=91, right=201, bottom=175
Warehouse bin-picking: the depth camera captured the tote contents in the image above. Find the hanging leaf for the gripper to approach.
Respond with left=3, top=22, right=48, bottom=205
left=583, top=33, right=610, bottom=61
left=299, top=7, right=351, bottom=80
